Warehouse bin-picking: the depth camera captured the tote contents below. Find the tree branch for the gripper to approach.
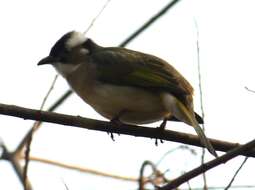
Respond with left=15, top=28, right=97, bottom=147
left=120, top=0, right=181, bottom=47
left=1, top=143, right=33, bottom=190
left=23, top=156, right=138, bottom=182
left=224, top=157, right=248, bottom=190
left=159, top=138, right=255, bottom=190
left=0, top=103, right=254, bottom=157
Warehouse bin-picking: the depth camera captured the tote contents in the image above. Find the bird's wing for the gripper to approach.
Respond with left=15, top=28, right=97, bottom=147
left=91, top=48, right=214, bottom=154
left=91, top=47, right=193, bottom=99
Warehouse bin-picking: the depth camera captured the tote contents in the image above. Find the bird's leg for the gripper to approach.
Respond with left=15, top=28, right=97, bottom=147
left=155, top=118, right=168, bottom=145
left=109, top=110, right=126, bottom=141
left=159, top=118, right=168, bottom=130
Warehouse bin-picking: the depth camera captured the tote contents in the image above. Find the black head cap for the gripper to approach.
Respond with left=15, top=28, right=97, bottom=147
left=49, top=31, right=77, bottom=57
left=38, top=31, right=98, bottom=66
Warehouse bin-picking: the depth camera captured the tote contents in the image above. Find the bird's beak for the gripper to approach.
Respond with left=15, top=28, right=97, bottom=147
left=37, top=56, right=57, bottom=66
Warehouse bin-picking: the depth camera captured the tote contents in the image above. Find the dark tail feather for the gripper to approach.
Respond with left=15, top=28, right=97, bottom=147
left=168, top=112, right=204, bottom=124
left=195, top=112, right=204, bottom=124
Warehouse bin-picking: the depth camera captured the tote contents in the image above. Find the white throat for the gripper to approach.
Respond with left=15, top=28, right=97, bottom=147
left=53, top=62, right=82, bottom=78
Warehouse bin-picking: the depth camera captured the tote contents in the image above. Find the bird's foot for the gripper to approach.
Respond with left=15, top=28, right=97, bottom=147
left=155, top=119, right=168, bottom=145
left=155, top=138, right=164, bottom=146
left=108, top=117, right=123, bottom=141
left=158, top=118, right=167, bottom=130
left=109, top=132, right=115, bottom=141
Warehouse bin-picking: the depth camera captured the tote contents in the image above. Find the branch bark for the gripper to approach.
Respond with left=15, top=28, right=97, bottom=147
left=0, top=103, right=254, bottom=157
left=159, top=138, right=255, bottom=190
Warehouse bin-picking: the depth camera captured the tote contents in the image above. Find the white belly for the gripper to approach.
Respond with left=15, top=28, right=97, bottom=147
left=75, top=82, right=169, bottom=124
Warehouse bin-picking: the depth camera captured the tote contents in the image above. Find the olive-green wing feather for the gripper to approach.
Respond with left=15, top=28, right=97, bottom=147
left=91, top=47, right=193, bottom=99
left=90, top=47, right=210, bottom=152
left=91, top=47, right=204, bottom=124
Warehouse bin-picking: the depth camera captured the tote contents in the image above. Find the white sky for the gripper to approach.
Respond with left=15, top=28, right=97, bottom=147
left=1, top=0, right=255, bottom=189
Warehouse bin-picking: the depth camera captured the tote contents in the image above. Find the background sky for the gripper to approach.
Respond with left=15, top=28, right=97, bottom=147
left=1, top=0, right=255, bottom=189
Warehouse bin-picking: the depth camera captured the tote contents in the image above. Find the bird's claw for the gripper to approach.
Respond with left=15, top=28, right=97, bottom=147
left=155, top=138, right=164, bottom=146
left=154, top=118, right=167, bottom=145
left=110, top=133, right=115, bottom=141
left=108, top=116, right=123, bottom=141
left=159, top=118, right=167, bottom=130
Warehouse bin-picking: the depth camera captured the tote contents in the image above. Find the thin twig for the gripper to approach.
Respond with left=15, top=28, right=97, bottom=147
left=0, top=103, right=255, bottom=157
left=48, top=90, right=73, bottom=112
left=22, top=156, right=169, bottom=185
left=194, top=18, right=207, bottom=190
left=185, top=173, right=192, bottom=190
left=1, top=143, right=33, bottom=190
left=83, top=0, right=111, bottom=35
left=156, top=145, right=197, bottom=167
left=23, top=75, right=58, bottom=190
left=224, top=157, right=249, bottom=190
left=139, top=160, right=167, bottom=190
left=15, top=78, right=64, bottom=155
left=22, top=156, right=138, bottom=182
left=180, top=185, right=255, bottom=190
left=245, top=86, right=255, bottom=93
left=40, top=75, right=59, bottom=110
left=120, top=0, right=182, bottom=47
left=62, top=179, right=70, bottom=190
left=139, top=161, right=157, bottom=190
left=201, top=148, right=207, bottom=190
left=160, top=138, right=255, bottom=190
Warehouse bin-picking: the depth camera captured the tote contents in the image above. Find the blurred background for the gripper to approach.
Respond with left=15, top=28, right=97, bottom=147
left=0, top=0, right=255, bottom=189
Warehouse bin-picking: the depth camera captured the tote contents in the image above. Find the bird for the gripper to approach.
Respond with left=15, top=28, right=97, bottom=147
left=38, top=31, right=217, bottom=157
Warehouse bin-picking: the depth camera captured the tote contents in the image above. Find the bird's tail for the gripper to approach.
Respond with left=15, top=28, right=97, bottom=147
left=167, top=95, right=217, bottom=157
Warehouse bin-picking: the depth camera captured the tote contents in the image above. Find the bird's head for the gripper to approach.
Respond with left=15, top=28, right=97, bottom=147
left=38, top=31, right=96, bottom=77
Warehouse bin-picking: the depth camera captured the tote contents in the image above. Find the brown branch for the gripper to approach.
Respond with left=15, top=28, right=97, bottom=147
left=23, top=75, right=58, bottom=190
left=139, top=160, right=168, bottom=190
left=1, top=143, right=33, bottom=190
left=180, top=185, right=255, bottom=190
left=21, top=156, right=168, bottom=185
left=139, top=161, right=157, bottom=190
left=14, top=89, right=73, bottom=155
left=224, top=157, right=248, bottom=190
left=120, top=0, right=182, bottom=47
left=0, top=103, right=255, bottom=157
left=22, top=156, right=137, bottom=182
left=159, top=138, right=255, bottom=190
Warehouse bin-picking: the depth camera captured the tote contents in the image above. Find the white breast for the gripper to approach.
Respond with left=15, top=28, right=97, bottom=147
left=81, top=83, right=169, bottom=124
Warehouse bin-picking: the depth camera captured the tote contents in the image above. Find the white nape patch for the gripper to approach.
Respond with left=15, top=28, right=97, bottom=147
left=53, top=62, right=81, bottom=78
left=66, top=31, right=87, bottom=49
